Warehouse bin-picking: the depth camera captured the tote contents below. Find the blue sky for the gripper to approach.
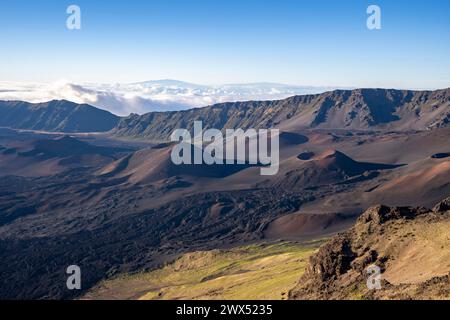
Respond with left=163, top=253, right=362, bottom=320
left=0, top=0, right=449, bottom=89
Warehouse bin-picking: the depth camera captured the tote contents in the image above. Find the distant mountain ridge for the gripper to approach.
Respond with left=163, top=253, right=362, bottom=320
left=0, top=80, right=339, bottom=115
left=0, top=88, right=449, bottom=137
left=0, top=100, right=119, bottom=133
left=112, top=88, right=450, bottom=140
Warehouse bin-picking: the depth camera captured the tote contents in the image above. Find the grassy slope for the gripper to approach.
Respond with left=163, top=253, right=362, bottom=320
left=84, top=241, right=322, bottom=300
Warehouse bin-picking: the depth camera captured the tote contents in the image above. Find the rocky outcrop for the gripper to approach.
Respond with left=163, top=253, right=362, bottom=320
left=289, top=198, right=450, bottom=300
left=433, top=197, right=450, bottom=213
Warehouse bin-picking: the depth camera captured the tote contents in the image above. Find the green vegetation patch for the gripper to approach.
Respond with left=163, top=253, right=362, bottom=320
left=85, top=241, right=323, bottom=300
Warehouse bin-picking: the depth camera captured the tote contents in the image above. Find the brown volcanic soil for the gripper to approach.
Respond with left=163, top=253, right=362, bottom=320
left=289, top=198, right=450, bottom=300
left=0, top=88, right=449, bottom=300
left=0, top=125, right=449, bottom=299
left=264, top=212, right=355, bottom=239
left=373, top=160, right=450, bottom=202
left=0, top=135, right=129, bottom=177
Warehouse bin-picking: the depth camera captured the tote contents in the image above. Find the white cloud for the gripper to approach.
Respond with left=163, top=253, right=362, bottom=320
left=0, top=80, right=343, bottom=116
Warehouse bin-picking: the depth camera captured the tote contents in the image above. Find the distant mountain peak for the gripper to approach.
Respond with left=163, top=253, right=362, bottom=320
left=0, top=100, right=119, bottom=133
left=0, top=80, right=346, bottom=115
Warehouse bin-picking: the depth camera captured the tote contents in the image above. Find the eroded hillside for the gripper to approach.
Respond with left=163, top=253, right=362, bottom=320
left=289, top=198, right=450, bottom=300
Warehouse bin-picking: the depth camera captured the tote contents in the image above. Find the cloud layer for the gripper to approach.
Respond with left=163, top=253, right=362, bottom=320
left=0, top=80, right=342, bottom=116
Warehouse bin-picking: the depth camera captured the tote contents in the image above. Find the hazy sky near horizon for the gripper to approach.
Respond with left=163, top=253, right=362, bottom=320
left=0, top=0, right=449, bottom=89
